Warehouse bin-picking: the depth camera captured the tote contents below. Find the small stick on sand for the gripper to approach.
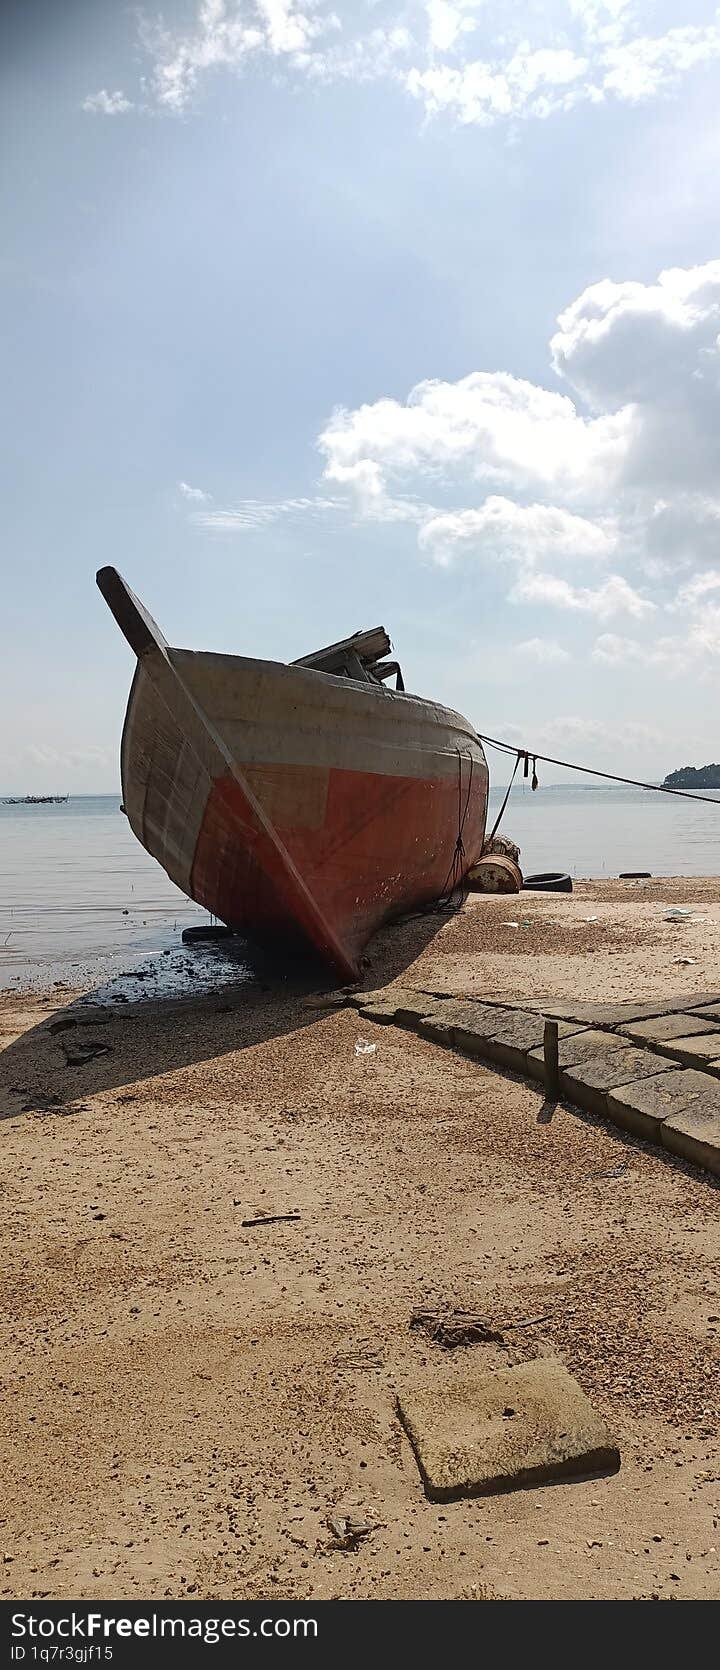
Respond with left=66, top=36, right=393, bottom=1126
left=501, top=1312, right=554, bottom=1330
left=239, top=1212, right=301, bottom=1228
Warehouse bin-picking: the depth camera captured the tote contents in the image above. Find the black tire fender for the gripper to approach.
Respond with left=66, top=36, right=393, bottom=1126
left=522, top=871, right=573, bottom=893
left=182, top=924, right=233, bottom=944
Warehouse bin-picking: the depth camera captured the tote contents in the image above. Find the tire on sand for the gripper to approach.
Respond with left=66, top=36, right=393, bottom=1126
left=522, top=871, right=573, bottom=893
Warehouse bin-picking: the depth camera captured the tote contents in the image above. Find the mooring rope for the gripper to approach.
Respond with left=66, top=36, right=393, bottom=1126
left=436, top=749, right=475, bottom=906
left=478, top=733, right=720, bottom=808
left=487, top=749, right=522, bottom=840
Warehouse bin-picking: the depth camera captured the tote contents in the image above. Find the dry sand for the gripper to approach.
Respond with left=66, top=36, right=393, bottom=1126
left=0, top=879, right=718, bottom=1601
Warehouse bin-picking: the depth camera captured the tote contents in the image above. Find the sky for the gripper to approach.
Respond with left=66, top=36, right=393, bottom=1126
left=3, top=0, right=720, bottom=792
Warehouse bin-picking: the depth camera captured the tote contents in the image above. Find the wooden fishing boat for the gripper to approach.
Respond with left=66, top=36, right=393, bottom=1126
left=97, top=567, right=489, bottom=981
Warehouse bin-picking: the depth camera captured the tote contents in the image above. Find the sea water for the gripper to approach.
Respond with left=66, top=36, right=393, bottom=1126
left=0, top=794, right=203, bottom=990
left=1, top=785, right=719, bottom=989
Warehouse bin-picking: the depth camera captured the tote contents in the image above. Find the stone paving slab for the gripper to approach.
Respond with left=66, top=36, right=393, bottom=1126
left=527, top=1029, right=623, bottom=1073
left=661, top=1104, right=720, bottom=1176
left=417, top=1001, right=516, bottom=1049
left=691, top=1002, right=720, bottom=1025
left=617, top=1013, right=720, bottom=1045
left=560, top=1047, right=673, bottom=1118
left=544, top=1000, right=676, bottom=1025
left=669, top=992, right=720, bottom=1012
left=356, top=988, right=426, bottom=1024
left=481, top=1013, right=585, bottom=1078
left=414, top=990, right=512, bottom=1012
left=347, top=990, right=720, bottom=1180
left=532, top=996, right=720, bottom=1027
left=605, top=1067, right=720, bottom=1142
left=392, top=996, right=444, bottom=1027
left=396, top=1357, right=620, bottom=1501
left=650, top=1033, right=720, bottom=1073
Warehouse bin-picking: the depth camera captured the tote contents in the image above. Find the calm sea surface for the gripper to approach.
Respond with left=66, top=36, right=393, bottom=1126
left=1, top=785, right=720, bottom=989
left=0, top=795, right=204, bottom=991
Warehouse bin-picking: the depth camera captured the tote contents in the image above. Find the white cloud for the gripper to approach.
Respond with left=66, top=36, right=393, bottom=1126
left=418, top=496, right=615, bottom=566
left=87, top=3, right=720, bottom=127
left=550, top=260, right=720, bottom=409
left=550, top=263, right=720, bottom=521
left=509, top=572, right=655, bottom=619
left=602, top=23, right=720, bottom=104
left=319, top=372, right=633, bottom=504
left=406, top=46, right=589, bottom=126
left=592, top=632, right=646, bottom=664
left=82, top=89, right=133, bottom=115
left=327, top=260, right=720, bottom=536
left=138, top=0, right=333, bottom=113
left=569, top=1, right=632, bottom=38
left=686, top=601, right=720, bottom=658
left=670, top=568, right=720, bottom=609
left=496, top=712, right=665, bottom=759
left=192, top=494, right=340, bottom=530
left=314, top=255, right=720, bottom=651
left=591, top=631, right=686, bottom=667
left=645, top=498, right=720, bottom=575
left=592, top=615, right=720, bottom=673
left=542, top=714, right=662, bottom=747
left=426, top=2, right=477, bottom=54
left=515, top=637, right=571, bottom=663
left=183, top=255, right=720, bottom=684
left=25, top=743, right=116, bottom=771
left=178, top=480, right=210, bottom=501
left=406, top=13, right=720, bottom=126
left=0, top=741, right=118, bottom=795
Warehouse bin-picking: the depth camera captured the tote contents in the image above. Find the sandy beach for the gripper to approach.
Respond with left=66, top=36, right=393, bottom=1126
left=1, top=879, right=718, bottom=1602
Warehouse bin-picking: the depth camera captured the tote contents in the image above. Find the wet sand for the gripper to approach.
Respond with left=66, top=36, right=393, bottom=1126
left=1, top=880, right=718, bottom=1601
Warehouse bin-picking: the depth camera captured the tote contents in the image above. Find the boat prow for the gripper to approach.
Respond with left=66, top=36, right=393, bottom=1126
left=97, top=567, right=488, bottom=980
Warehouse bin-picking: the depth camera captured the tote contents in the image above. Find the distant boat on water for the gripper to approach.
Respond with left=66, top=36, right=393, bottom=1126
left=2, top=794, right=69, bottom=805
left=97, top=566, right=488, bottom=981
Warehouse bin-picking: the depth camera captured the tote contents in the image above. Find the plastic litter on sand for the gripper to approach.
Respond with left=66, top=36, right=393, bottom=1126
left=355, top=1038, right=377, bottom=1057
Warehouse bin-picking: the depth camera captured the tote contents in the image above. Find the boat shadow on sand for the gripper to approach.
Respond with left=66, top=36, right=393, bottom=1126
left=0, top=909, right=451, bottom=1122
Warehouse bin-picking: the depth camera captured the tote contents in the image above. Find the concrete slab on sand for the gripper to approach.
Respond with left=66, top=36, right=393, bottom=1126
left=482, top=1012, right=585, bottom=1077
left=397, top=1358, right=620, bottom=1502
left=537, top=995, right=720, bottom=1026
left=651, top=1033, right=720, bottom=1072
left=605, top=1066, right=720, bottom=1143
left=351, top=988, right=720, bottom=1181
left=689, top=1002, right=720, bottom=1025
left=356, top=988, right=432, bottom=1025
left=410, top=1001, right=583, bottom=1069
left=661, top=1104, right=720, bottom=1176
left=617, top=1013, right=720, bottom=1045
left=560, top=1046, right=672, bottom=1118
left=416, top=1000, right=516, bottom=1048
left=527, top=1029, right=621, bottom=1072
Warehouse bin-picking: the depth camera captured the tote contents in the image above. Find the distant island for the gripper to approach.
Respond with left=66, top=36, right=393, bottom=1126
left=663, top=764, right=720, bottom=789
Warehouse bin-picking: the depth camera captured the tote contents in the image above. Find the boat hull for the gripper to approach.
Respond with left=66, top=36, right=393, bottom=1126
left=120, top=645, right=488, bottom=979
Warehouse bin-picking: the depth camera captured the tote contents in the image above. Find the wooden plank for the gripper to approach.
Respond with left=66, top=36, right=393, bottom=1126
left=96, top=566, right=169, bottom=658
left=293, top=626, right=391, bottom=673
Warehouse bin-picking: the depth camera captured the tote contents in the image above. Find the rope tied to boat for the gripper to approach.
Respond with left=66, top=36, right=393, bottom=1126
left=436, top=748, right=475, bottom=907
left=478, top=732, right=720, bottom=807
left=488, top=748, right=539, bottom=842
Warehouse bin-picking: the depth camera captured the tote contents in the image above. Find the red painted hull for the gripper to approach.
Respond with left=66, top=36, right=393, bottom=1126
left=98, top=568, right=488, bottom=980
left=192, top=762, right=486, bottom=971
